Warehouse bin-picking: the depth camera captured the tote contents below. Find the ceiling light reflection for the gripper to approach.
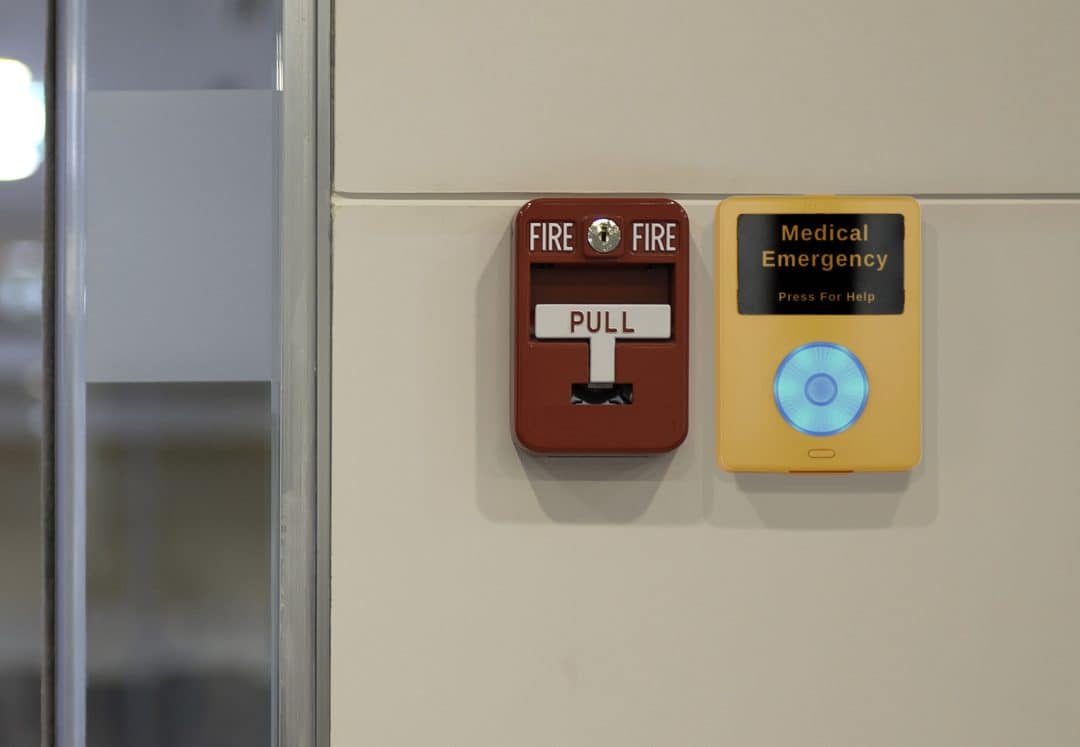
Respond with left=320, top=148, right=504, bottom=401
left=0, top=58, right=46, bottom=182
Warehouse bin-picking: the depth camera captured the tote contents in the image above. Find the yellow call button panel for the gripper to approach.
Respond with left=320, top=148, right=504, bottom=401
left=715, top=196, right=921, bottom=473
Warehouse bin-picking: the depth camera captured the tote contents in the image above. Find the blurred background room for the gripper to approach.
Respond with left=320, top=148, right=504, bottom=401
left=2, top=1, right=281, bottom=744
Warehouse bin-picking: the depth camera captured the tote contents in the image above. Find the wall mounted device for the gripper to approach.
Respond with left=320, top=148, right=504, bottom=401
left=715, top=196, right=921, bottom=472
left=514, top=198, right=689, bottom=455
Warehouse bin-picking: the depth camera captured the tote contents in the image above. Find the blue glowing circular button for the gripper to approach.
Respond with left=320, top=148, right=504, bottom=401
left=774, top=342, right=868, bottom=436
left=804, top=373, right=838, bottom=406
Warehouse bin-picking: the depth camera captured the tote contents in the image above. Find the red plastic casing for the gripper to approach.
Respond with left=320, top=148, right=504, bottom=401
left=513, top=198, right=689, bottom=455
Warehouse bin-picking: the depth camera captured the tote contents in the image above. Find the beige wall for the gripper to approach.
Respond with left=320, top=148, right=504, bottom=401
left=335, top=1, right=1080, bottom=195
left=331, top=3, right=1080, bottom=745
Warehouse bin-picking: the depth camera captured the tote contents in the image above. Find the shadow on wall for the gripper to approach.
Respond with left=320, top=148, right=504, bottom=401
left=473, top=210, right=939, bottom=531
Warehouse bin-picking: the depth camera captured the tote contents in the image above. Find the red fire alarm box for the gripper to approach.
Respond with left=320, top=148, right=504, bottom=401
left=513, top=198, right=689, bottom=455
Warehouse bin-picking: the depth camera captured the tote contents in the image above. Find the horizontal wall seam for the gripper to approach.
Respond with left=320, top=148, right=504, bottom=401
left=331, top=193, right=1080, bottom=207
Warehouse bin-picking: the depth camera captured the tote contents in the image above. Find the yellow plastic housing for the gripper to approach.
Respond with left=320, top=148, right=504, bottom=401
left=715, top=196, right=921, bottom=472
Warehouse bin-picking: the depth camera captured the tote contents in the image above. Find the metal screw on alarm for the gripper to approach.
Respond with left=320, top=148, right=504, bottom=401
left=587, top=218, right=621, bottom=253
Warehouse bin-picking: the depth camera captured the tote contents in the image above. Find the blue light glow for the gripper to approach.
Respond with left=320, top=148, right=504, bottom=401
left=774, top=342, right=868, bottom=436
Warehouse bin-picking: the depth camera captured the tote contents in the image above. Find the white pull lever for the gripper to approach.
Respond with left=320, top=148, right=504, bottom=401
left=534, top=304, right=671, bottom=385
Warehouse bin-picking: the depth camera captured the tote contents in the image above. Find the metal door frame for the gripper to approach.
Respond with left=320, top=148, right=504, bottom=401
left=51, top=0, right=332, bottom=743
left=277, top=0, right=333, bottom=744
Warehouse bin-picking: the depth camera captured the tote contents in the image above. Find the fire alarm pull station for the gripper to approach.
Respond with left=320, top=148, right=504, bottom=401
left=715, top=196, right=921, bottom=473
left=513, top=198, right=689, bottom=455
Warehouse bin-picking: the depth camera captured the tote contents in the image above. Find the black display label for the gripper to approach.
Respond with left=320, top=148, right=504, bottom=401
left=737, top=213, right=904, bottom=315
